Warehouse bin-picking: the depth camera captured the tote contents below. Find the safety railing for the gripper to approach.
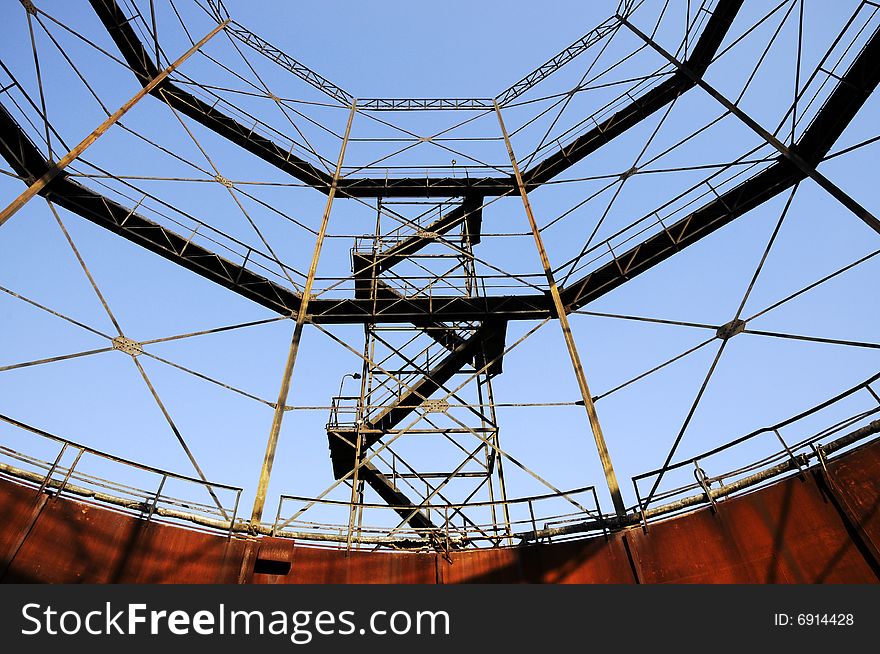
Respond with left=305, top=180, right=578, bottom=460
left=272, top=486, right=604, bottom=549
left=2, top=372, right=880, bottom=548
left=631, top=372, right=880, bottom=527
left=0, top=413, right=243, bottom=537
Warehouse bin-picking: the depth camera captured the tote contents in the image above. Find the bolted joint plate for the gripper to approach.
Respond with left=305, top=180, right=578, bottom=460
left=421, top=399, right=449, bottom=413
left=716, top=318, right=746, bottom=341
left=112, top=335, right=143, bottom=357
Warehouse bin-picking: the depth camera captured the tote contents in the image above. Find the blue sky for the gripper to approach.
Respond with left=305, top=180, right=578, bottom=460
left=0, top=0, right=878, bottom=537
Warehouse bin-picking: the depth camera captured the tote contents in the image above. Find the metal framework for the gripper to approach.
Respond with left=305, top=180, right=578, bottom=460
left=0, top=0, right=878, bottom=553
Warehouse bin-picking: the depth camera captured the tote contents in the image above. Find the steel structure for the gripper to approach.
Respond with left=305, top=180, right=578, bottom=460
left=0, top=0, right=879, bottom=577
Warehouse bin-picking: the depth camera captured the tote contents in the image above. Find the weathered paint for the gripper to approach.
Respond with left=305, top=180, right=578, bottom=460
left=823, top=440, right=880, bottom=563
left=250, top=537, right=437, bottom=585
left=0, top=485, right=255, bottom=583
left=627, top=471, right=878, bottom=583
left=2, top=438, right=880, bottom=584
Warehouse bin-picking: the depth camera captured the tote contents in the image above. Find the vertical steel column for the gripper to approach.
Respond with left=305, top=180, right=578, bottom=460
left=346, top=337, right=371, bottom=552
left=250, top=100, right=358, bottom=524
left=0, top=19, right=230, bottom=227
left=494, top=102, right=626, bottom=517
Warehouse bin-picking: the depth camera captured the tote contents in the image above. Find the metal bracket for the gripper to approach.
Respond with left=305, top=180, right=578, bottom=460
left=811, top=442, right=829, bottom=473
left=20, top=0, right=37, bottom=16
left=694, top=462, right=718, bottom=512
left=112, top=335, right=143, bottom=357
left=415, top=230, right=439, bottom=239
left=619, top=166, right=638, bottom=181
left=716, top=318, right=746, bottom=341
left=214, top=174, right=234, bottom=188
left=421, top=399, right=449, bottom=413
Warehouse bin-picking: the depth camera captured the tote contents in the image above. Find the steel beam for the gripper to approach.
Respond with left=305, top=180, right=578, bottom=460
left=495, top=17, right=620, bottom=106
left=525, top=0, right=743, bottom=187
left=327, top=323, right=502, bottom=479
left=89, top=0, right=742, bottom=197
left=0, top=18, right=229, bottom=227
left=364, top=196, right=483, bottom=275
left=1, top=2, right=875, bottom=327
left=358, top=461, right=438, bottom=532
left=618, top=15, right=880, bottom=236
left=495, top=101, right=626, bottom=517
left=249, top=101, right=358, bottom=525
left=88, top=0, right=333, bottom=191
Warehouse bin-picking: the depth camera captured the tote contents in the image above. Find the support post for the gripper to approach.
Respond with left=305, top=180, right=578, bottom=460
left=0, top=19, right=230, bottom=227
left=250, top=100, right=358, bottom=525
left=346, top=347, right=370, bottom=553
left=494, top=101, right=626, bottom=517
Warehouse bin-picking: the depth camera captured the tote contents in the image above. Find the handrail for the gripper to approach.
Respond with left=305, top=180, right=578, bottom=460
left=2, top=373, right=879, bottom=547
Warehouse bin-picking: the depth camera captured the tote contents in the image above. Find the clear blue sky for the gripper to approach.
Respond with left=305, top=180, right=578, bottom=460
left=0, top=1, right=878, bottom=534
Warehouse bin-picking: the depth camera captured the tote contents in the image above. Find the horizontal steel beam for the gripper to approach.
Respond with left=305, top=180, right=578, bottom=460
left=327, top=323, right=503, bottom=478
left=1, top=7, right=876, bottom=327
left=358, top=461, right=439, bottom=533
left=89, top=0, right=333, bottom=191
left=88, top=0, right=742, bottom=198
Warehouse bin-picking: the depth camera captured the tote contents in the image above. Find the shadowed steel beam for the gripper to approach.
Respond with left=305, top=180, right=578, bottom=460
left=90, top=0, right=742, bottom=197
left=250, top=100, right=358, bottom=525
left=0, top=1, right=873, bottom=325
left=88, top=0, right=332, bottom=191
left=221, top=20, right=354, bottom=106
left=618, top=15, right=880, bottom=236
left=0, top=19, right=229, bottom=228
left=327, top=324, right=499, bottom=478
left=494, top=101, right=626, bottom=517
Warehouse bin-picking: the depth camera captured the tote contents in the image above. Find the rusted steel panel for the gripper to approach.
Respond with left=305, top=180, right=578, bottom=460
left=2, top=437, right=880, bottom=584
left=1, top=488, right=252, bottom=583
left=247, top=536, right=297, bottom=584
left=288, top=547, right=437, bottom=584
left=249, top=539, right=438, bottom=584
left=723, top=473, right=878, bottom=583
left=825, top=438, right=880, bottom=551
left=629, top=502, right=772, bottom=583
left=0, top=480, right=47, bottom=574
left=439, top=546, right=524, bottom=583
left=437, top=534, right=635, bottom=583
left=629, top=473, right=879, bottom=583
left=518, top=534, right=636, bottom=584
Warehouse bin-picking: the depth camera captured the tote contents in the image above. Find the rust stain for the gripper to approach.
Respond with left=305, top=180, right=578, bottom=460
left=2, top=438, right=880, bottom=584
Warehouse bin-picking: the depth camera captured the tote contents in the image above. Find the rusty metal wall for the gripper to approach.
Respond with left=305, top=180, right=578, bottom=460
left=2, top=439, right=880, bottom=584
left=627, top=471, right=878, bottom=583
left=250, top=537, right=437, bottom=584
left=0, top=478, right=256, bottom=583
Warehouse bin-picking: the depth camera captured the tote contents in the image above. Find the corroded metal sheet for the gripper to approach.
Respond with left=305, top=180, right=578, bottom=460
left=628, top=471, right=878, bottom=583
left=438, top=535, right=636, bottom=584
left=2, top=438, right=880, bottom=583
left=247, top=537, right=437, bottom=584
left=518, top=534, right=636, bottom=584
left=287, top=546, right=436, bottom=585
left=0, top=480, right=48, bottom=577
left=0, top=485, right=254, bottom=583
left=439, top=546, right=523, bottom=584
left=825, top=438, right=880, bottom=552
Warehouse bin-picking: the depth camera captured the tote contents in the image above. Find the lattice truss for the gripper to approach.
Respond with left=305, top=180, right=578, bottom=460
left=0, top=0, right=878, bottom=550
